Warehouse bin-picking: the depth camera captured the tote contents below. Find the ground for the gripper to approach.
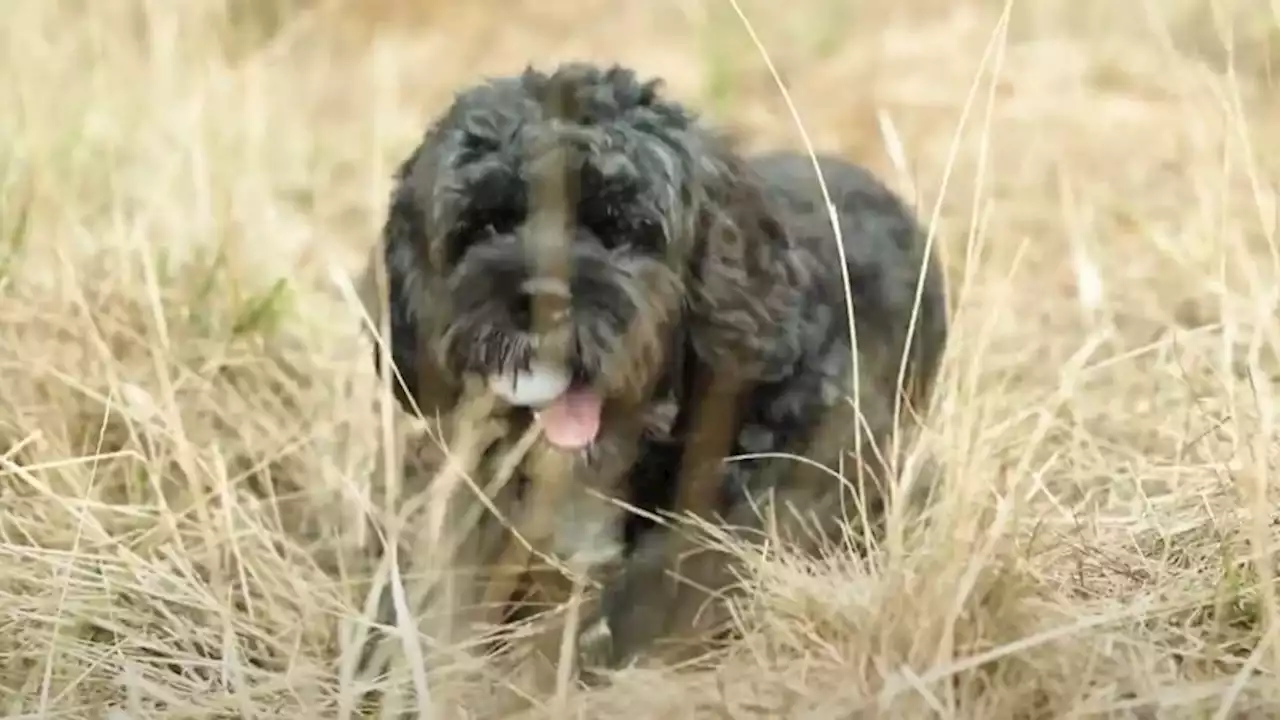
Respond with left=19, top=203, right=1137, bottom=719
left=2, top=0, right=1279, bottom=717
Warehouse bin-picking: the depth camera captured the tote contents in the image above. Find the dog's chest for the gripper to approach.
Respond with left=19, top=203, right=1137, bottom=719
left=516, top=435, right=632, bottom=573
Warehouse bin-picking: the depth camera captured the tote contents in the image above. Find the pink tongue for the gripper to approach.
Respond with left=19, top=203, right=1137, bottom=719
left=535, top=386, right=603, bottom=450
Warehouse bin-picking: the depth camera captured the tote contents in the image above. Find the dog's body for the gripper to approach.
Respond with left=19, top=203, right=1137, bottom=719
left=358, top=62, right=948, bottom=679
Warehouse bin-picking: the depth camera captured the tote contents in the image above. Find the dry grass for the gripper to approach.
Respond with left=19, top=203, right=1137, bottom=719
left=2, top=0, right=1279, bottom=717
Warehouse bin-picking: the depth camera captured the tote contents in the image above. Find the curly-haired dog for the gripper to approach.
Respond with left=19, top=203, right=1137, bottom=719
left=359, top=62, right=949, bottom=680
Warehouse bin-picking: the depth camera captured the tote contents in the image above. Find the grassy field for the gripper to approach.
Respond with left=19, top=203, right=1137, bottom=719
left=2, top=0, right=1279, bottom=717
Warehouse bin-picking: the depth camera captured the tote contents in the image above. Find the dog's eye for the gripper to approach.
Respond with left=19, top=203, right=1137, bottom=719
left=580, top=208, right=625, bottom=248
left=582, top=211, right=664, bottom=253
left=628, top=218, right=666, bottom=251
left=445, top=210, right=522, bottom=265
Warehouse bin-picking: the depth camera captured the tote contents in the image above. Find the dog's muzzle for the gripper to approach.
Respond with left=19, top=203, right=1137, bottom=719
left=484, top=275, right=606, bottom=452
left=513, top=276, right=572, bottom=332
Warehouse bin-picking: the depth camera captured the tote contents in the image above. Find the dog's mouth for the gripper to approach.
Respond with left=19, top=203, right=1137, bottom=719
left=532, top=383, right=603, bottom=450
left=486, top=363, right=603, bottom=450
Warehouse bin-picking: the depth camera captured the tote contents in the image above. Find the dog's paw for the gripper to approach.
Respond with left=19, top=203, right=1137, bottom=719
left=575, top=613, right=616, bottom=687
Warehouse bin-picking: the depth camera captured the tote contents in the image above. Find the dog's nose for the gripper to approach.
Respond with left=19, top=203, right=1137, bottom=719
left=513, top=277, right=571, bottom=330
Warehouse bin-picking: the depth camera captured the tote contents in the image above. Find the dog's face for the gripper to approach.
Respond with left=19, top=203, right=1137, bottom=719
left=372, top=63, right=807, bottom=448
left=427, top=91, right=690, bottom=407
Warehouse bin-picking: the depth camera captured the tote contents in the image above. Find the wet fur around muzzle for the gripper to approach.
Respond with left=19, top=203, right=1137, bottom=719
left=356, top=61, right=950, bottom=687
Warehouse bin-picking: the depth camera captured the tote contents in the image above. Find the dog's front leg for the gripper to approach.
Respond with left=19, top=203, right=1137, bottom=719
left=578, top=399, right=904, bottom=678
left=574, top=513, right=737, bottom=678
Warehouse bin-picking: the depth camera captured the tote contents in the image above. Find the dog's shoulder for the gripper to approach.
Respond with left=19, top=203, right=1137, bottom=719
left=748, top=151, right=939, bottom=314
left=748, top=152, right=923, bottom=254
left=745, top=150, right=948, bottom=405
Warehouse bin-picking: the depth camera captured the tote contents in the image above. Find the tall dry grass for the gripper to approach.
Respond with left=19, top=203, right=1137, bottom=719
left=1, top=0, right=1278, bottom=717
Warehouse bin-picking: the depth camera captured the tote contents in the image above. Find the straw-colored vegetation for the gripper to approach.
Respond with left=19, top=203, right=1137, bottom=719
left=2, top=0, right=1278, bottom=717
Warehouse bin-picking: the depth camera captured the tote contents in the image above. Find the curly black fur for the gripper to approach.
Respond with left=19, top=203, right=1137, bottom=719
left=583, top=149, right=949, bottom=673
left=363, top=62, right=948, bottom=677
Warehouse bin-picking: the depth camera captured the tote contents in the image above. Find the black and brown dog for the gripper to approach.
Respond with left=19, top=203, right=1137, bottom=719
left=357, top=61, right=949, bottom=681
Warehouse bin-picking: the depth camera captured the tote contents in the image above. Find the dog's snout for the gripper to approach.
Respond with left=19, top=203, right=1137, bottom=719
left=520, top=277, right=572, bottom=300
left=513, top=277, right=571, bottom=330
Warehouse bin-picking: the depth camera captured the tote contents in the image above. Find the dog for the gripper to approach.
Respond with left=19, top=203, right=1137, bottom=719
left=357, top=61, right=949, bottom=682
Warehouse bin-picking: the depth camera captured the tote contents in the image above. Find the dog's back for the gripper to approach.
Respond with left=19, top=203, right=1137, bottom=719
left=749, top=151, right=948, bottom=414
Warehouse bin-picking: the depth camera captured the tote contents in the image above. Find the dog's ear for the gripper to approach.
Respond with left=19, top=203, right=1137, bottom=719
left=359, top=176, right=461, bottom=419
left=686, top=147, right=808, bottom=381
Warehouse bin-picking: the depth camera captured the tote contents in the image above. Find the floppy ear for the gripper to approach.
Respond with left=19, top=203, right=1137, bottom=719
left=360, top=174, right=461, bottom=419
left=686, top=146, right=809, bottom=382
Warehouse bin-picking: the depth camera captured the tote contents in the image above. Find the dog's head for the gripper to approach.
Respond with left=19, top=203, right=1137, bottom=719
left=369, top=63, right=808, bottom=449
